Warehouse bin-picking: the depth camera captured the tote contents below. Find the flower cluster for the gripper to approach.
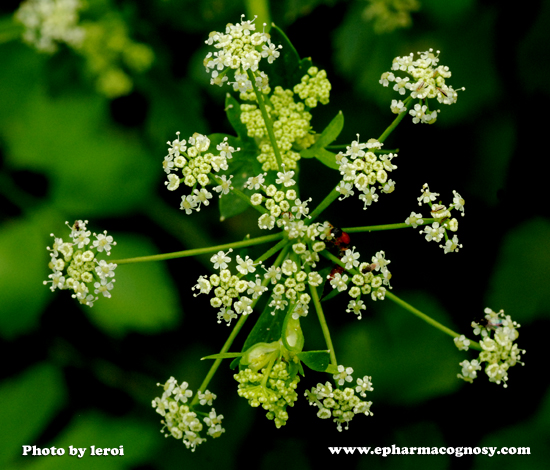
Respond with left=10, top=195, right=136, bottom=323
left=163, top=132, right=239, bottom=214
left=362, top=0, right=421, bottom=34
left=247, top=170, right=314, bottom=236
left=240, top=67, right=331, bottom=171
left=192, top=248, right=268, bottom=325
left=152, top=377, right=224, bottom=451
left=335, top=136, right=397, bottom=207
left=16, top=0, right=85, bottom=53
left=305, top=373, right=374, bottom=431
left=405, top=184, right=465, bottom=253
left=204, top=15, right=282, bottom=90
left=43, top=220, right=116, bottom=308
left=234, top=360, right=300, bottom=429
left=380, top=49, right=463, bottom=124
left=332, top=250, right=392, bottom=320
left=455, top=308, right=525, bottom=388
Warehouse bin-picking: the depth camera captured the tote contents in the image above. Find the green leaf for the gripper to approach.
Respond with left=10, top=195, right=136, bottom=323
left=0, top=363, right=65, bottom=467
left=0, top=64, right=157, bottom=215
left=7, top=411, right=158, bottom=470
left=267, top=24, right=314, bottom=90
left=241, top=297, right=285, bottom=352
left=202, top=352, right=243, bottom=360
left=215, top=98, right=263, bottom=220
left=315, top=111, right=344, bottom=148
left=300, top=111, right=343, bottom=170
left=486, top=218, right=550, bottom=323
left=218, top=155, right=257, bottom=221
left=297, top=350, right=331, bottom=372
left=0, top=209, right=52, bottom=339
left=87, top=233, right=181, bottom=337
left=224, top=93, right=255, bottom=145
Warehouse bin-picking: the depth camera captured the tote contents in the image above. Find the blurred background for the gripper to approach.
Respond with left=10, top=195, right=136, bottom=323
left=1, top=0, right=549, bottom=468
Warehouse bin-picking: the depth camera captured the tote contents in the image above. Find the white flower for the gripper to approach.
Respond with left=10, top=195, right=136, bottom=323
left=405, top=212, right=424, bottom=228
left=346, top=300, right=366, bottom=319
left=358, top=187, right=378, bottom=208
left=417, top=183, right=439, bottom=205
left=244, top=173, right=266, bottom=190
left=180, top=194, right=198, bottom=214
left=276, top=169, right=296, bottom=187
left=333, top=365, right=354, bottom=386
left=422, top=222, right=445, bottom=242
left=236, top=255, right=256, bottom=275
left=94, top=279, right=115, bottom=298
left=329, top=273, right=348, bottom=292
left=440, top=235, right=462, bottom=253
left=92, top=231, right=116, bottom=254
left=452, top=190, right=465, bottom=216
left=213, top=175, right=233, bottom=196
left=165, top=173, right=180, bottom=191
left=336, top=181, right=354, bottom=200
left=341, top=248, right=360, bottom=270
left=210, top=249, right=232, bottom=270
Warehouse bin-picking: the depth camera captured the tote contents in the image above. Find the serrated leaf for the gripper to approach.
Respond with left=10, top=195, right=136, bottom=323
left=87, top=234, right=180, bottom=337
left=0, top=363, right=65, bottom=467
left=297, top=350, right=332, bottom=372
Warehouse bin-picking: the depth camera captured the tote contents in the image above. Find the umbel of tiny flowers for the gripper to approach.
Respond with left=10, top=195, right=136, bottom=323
left=239, top=66, right=332, bottom=171
left=15, top=0, right=85, bottom=54
left=44, top=220, right=117, bottom=307
left=334, top=136, right=397, bottom=209
left=234, top=327, right=304, bottom=429
left=380, top=48, right=464, bottom=124
left=454, top=308, right=525, bottom=388
left=163, top=132, right=240, bottom=214
left=305, top=371, right=374, bottom=432
left=203, top=15, right=282, bottom=91
left=152, top=377, right=224, bottom=451
left=405, top=183, right=465, bottom=253
left=192, top=248, right=266, bottom=326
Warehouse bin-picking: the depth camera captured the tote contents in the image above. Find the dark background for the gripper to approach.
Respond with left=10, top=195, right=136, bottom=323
left=1, top=0, right=548, bottom=468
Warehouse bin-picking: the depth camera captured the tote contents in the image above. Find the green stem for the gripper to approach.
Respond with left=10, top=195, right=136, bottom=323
left=110, top=232, right=284, bottom=265
left=248, top=69, right=284, bottom=170
left=377, top=96, right=413, bottom=143
left=244, top=0, right=271, bottom=28
left=191, top=313, right=249, bottom=407
left=319, top=250, right=481, bottom=351
left=308, top=270, right=338, bottom=367
left=343, top=219, right=437, bottom=233
left=385, top=291, right=481, bottom=351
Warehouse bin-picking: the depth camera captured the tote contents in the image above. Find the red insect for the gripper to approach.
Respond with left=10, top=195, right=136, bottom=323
left=328, top=224, right=350, bottom=249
